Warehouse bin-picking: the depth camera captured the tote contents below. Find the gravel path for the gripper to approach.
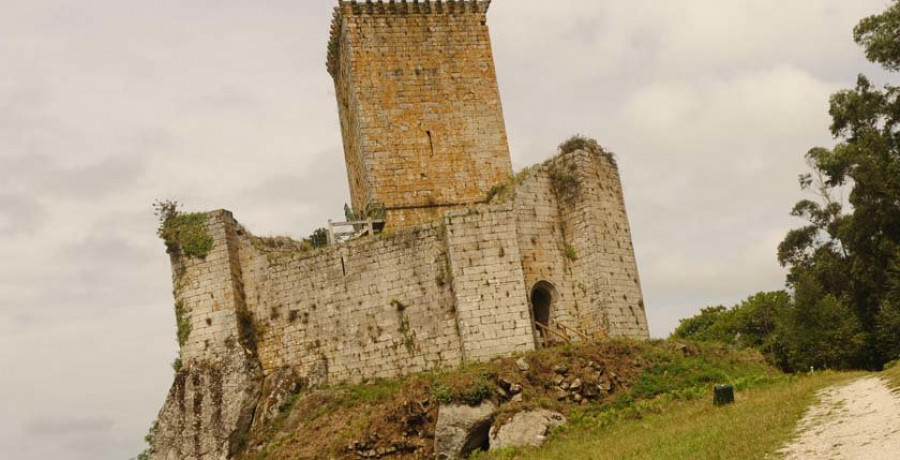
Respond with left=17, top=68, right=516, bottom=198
left=780, top=376, right=900, bottom=460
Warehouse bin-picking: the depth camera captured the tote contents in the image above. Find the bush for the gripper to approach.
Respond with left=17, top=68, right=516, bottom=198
left=154, top=200, right=213, bottom=259
left=558, top=135, right=616, bottom=164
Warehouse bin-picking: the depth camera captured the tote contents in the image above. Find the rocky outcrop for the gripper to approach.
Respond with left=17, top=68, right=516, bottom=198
left=434, top=402, right=497, bottom=460
left=149, top=345, right=262, bottom=460
left=489, top=410, right=566, bottom=450
left=250, top=367, right=304, bottom=431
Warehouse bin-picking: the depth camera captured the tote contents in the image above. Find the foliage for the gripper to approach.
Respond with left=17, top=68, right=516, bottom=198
left=774, top=1, right=900, bottom=370
left=563, top=243, right=578, bottom=261
left=776, top=276, right=867, bottom=371
left=875, top=266, right=900, bottom=361
left=672, top=292, right=789, bottom=365
left=155, top=200, right=214, bottom=258
left=547, top=158, right=580, bottom=199
left=854, top=0, right=900, bottom=71
left=174, top=300, right=192, bottom=347
left=135, top=420, right=158, bottom=460
left=626, top=342, right=775, bottom=401
left=308, top=227, right=329, bottom=249
left=171, top=357, right=183, bottom=373
left=485, top=183, right=509, bottom=202
left=430, top=376, right=494, bottom=406
left=558, top=135, right=616, bottom=164
left=344, top=202, right=386, bottom=223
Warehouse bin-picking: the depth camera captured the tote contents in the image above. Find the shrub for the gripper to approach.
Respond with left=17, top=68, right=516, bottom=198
left=558, top=135, right=616, bottom=164
left=154, top=200, right=213, bottom=259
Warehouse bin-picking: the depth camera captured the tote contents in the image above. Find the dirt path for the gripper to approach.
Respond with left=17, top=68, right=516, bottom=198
left=780, top=376, right=900, bottom=459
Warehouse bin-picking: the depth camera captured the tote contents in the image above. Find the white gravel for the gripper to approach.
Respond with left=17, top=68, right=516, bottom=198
left=780, top=376, right=900, bottom=460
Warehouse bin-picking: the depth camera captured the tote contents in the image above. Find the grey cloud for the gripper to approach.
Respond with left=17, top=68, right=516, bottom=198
left=0, top=193, right=46, bottom=235
left=26, top=416, right=114, bottom=436
left=231, top=147, right=351, bottom=236
left=0, top=153, right=147, bottom=200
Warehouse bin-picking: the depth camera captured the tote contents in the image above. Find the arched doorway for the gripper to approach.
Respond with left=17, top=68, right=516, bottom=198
left=530, top=281, right=557, bottom=344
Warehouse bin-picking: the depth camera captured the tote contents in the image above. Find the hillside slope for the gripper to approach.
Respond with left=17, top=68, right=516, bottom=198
left=234, top=340, right=778, bottom=459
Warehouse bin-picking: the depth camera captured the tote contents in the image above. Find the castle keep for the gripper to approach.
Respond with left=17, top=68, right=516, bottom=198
left=329, top=0, right=512, bottom=228
left=150, top=2, right=649, bottom=459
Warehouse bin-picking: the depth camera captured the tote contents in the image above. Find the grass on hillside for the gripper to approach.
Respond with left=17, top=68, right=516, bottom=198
left=239, top=340, right=781, bottom=460
left=475, top=371, right=861, bottom=460
left=884, top=360, right=900, bottom=390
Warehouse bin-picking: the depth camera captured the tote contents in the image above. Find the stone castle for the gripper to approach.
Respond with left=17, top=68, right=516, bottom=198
left=149, top=1, right=649, bottom=458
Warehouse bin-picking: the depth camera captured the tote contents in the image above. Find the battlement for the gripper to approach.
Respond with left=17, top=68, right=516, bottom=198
left=328, top=0, right=492, bottom=78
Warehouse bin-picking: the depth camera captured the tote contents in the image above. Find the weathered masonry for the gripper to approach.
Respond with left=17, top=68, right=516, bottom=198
left=149, top=2, right=649, bottom=459
left=329, top=0, right=512, bottom=228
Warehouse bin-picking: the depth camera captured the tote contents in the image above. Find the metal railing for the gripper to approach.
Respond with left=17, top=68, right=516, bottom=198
left=327, top=219, right=385, bottom=245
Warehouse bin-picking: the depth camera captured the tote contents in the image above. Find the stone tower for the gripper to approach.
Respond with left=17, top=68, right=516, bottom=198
left=328, top=0, right=512, bottom=228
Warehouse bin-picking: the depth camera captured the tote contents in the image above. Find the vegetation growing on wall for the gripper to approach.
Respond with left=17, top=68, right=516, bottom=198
left=136, top=420, right=158, bottom=460
left=154, top=200, right=214, bottom=259
left=559, top=134, right=617, bottom=165
left=547, top=157, right=581, bottom=200
left=174, top=300, right=192, bottom=347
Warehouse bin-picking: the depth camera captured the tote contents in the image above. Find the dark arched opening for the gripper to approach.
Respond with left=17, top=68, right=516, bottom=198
left=532, top=286, right=552, bottom=327
left=530, top=281, right=557, bottom=346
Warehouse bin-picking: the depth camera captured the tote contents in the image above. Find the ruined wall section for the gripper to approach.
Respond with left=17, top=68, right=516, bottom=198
left=511, top=168, right=582, bottom=338
left=443, top=205, right=535, bottom=361
left=237, top=223, right=465, bottom=384
left=558, top=151, right=649, bottom=339
left=174, top=210, right=253, bottom=364
left=151, top=210, right=262, bottom=460
left=329, top=1, right=512, bottom=228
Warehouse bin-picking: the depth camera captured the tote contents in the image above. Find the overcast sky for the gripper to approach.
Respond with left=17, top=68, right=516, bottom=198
left=0, top=0, right=894, bottom=458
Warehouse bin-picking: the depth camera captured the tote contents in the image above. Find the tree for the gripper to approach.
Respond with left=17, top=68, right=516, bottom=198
left=777, top=0, right=900, bottom=369
left=672, top=292, right=790, bottom=366
left=875, top=261, right=900, bottom=363
left=671, top=305, right=733, bottom=343
left=777, top=276, right=866, bottom=371
left=855, top=1, right=900, bottom=71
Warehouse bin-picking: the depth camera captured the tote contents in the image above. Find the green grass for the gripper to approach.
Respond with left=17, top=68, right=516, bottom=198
left=883, top=360, right=900, bottom=389
left=475, top=371, right=861, bottom=460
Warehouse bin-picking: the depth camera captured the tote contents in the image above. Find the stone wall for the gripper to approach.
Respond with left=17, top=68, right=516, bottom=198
left=329, top=0, right=512, bottom=227
left=170, top=208, right=541, bottom=387
left=174, top=210, right=252, bottom=365
left=556, top=150, right=649, bottom=338
left=512, top=164, right=583, bottom=343
left=508, top=149, right=649, bottom=341
left=443, top=205, right=536, bottom=361
left=237, top=221, right=464, bottom=384
left=151, top=211, right=262, bottom=460
left=166, top=151, right=648, bottom=390
left=151, top=150, right=650, bottom=458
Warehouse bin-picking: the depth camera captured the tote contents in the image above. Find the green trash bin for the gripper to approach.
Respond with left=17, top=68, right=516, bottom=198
left=714, top=384, right=734, bottom=406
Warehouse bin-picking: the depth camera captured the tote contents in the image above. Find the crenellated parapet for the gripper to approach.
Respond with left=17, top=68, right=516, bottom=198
left=328, top=0, right=492, bottom=78
left=327, top=0, right=510, bottom=229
